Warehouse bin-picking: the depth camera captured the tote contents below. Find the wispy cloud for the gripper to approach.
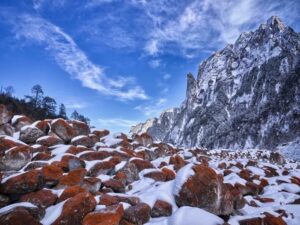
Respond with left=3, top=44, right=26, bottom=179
left=30, top=0, right=300, bottom=59
left=97, top=118, right=139, bottom=128
left=148, top=59, right=161, bottom=68
left=65, top=102, right=88, bottom=109
left=95, top=117, right=140, bottom=133
left=133, top=0, right=300, bottom=57
left=163, top=73, right=171, bottom=80
left=161, top=87, right=169, bottom=94
left=135, top=98, right=167, bottom=116
left=32, top=0, right=66, bottom=11
left=85, top=0, right=116, bottom=8
left=4, top=13, right=148, bottom=101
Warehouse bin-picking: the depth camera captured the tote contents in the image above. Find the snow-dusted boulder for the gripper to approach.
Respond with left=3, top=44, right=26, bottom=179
left=174, top=163, right=244, bottom=215
left=19, top=125, right=44, bottom=143
left=51, top=119, right=76, bottom=143
left=0, top=145, right=32, bottom=171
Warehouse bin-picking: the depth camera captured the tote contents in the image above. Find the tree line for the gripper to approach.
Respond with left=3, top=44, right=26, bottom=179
left=0, top=85, right=90, bottom=125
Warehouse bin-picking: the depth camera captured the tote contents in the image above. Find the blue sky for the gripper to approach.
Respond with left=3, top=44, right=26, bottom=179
left=0, top=0, right=299, bottom=133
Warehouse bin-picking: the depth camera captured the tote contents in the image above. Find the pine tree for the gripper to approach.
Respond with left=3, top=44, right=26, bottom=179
left=42, top=96, right=57, bottom=116
left=71, top=110, right=80, bottom=120
left=25, top=84, right=44, bottom=108
left=58, top=104, right=67, bottom=119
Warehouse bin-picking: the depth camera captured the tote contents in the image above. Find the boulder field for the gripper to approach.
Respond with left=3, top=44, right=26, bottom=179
left=0, top=104, right=299, bottom=225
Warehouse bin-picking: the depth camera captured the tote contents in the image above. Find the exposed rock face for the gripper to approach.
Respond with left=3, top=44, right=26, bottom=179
left=131, top=16, right=300, bottom=158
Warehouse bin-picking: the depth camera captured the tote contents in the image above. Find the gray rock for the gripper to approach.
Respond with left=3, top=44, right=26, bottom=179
left=131, top=16, right=300, bottom=159
left=0, top=124, right=14, bottom=136
left=20, top=126, right=44, bottom=144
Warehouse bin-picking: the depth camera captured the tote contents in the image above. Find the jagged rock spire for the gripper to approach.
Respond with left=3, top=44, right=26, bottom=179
left=131, top=16, right=300, bottom=155
left=266, top=16, right=285, bottom=32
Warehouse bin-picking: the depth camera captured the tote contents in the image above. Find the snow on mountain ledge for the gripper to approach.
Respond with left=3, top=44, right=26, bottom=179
left=131, top=16, right=300, bottom=160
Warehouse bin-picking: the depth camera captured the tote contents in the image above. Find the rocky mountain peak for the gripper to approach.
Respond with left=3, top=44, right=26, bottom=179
left=266, top=15, right=286, bottom=32
left=131, top=16, right=300, bottom=159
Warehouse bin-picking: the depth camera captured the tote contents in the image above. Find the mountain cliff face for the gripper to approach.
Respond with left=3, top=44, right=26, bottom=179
left=131, top=16, right=300, bottom=156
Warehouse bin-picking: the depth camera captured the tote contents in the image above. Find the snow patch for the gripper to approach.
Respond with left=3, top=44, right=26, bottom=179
left=172, top=163, right=195, bottom=196
left=0, top=202, right=36, bottom=214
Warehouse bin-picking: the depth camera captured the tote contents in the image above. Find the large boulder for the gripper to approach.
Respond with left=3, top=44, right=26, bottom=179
left=52, top=192, right=96, bottom=225
left=123, top=203, right=151, bottom=225
left=81, top=177, right=101, bottom=194
left=41, top=164, right=63, bottom=187
left=51, top=119, right=75, bottom=143
left=19, top=126, right=44, bottom=144
left=169, top=155, right=186, bottom=171
left=33, top=120, right=50, bottom=134
left=57, top=168, right=87, bottom=187
left=102, top=179, right=125, bottom=193
left=0, top=136, right=27, bottom=154
left=83, top=204, right=124, bottom=225
left=0, top=170, right=44, bottom=195
left=151, top=200, right=172, bottom=218
left=58, top=185, right=86, bottom=202
left=0, top=123, right=14, bottom=136
left=87, top=161, right=115, bottom=177
left=11, top=115, right=32, bottom=131
left=71, top=120, right=90, bottom=136
left=174, top=164, right=244, bottom=215
left=20, top=189, right=57, bottom=208
left=92, top=129, right=109, bottom=139
left=0, top=207, right=42, bottom=225
left=36, top=135, right=64, bottom=146
left=133, top=133, right=153, bottom=147
left=144, top=170, right=166, bottom=181
left=71, top=135, right=94, bottom=148
left=0, top=146, right=32, bottom=171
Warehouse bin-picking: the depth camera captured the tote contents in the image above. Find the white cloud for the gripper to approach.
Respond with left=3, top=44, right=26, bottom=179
left=134, top=0, right=300, bottom=57
left=32, top=0, right=44, bottom=10
left=97, top=118, right=139, bottom=128
left=65, top=102, right=88, bottom=109
left=31, top=0, right=300, bottom=59
left=144, top=39, right=160, bottom=56
left=32, top=0, right=66, bottom=10
left=148, top=59, right=161, bottom=68
left=135, top=98, right=167, bottom=116
left=163, top=73, right=171, bottom=80
left=7, top=14, right=148, bottom=101
left=95, top=117, right=140, bottom=133
left=161, top=87, right=169, bottom=94
left=85, top=0, right=116, bottom=8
